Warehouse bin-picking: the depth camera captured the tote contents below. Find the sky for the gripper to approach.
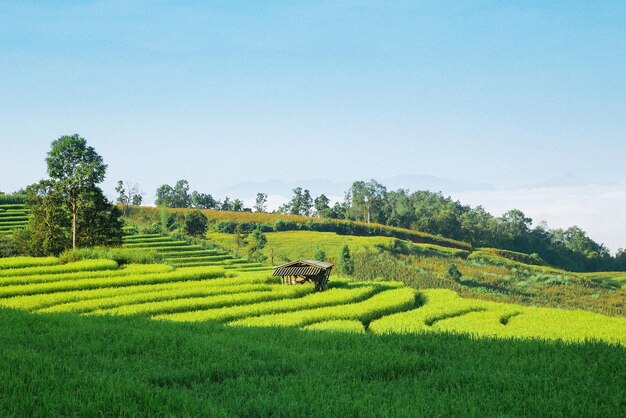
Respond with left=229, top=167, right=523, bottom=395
left=1, top=1, right=625, bottom=250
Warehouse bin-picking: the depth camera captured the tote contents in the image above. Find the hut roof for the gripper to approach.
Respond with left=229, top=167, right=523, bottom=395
left=273, top=259, right=333, bottom=277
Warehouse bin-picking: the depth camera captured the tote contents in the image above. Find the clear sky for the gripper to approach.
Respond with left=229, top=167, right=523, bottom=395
left=1, top=1, right=625, bottom=249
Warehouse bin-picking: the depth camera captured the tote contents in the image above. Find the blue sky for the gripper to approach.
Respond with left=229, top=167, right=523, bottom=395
left=1, top=1, right=625, bottom=249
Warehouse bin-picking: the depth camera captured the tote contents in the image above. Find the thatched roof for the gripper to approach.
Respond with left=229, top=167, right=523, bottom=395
left=273, top=259, right=333, bottom=277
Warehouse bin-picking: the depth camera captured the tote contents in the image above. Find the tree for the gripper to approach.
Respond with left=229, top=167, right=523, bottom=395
left=184, top=210, right=208, bottom=236
left=18, top=135, right=122, bottom=254
left=314, top=247, right=327, bottom=262
left=348, top=180, right=387, bottom=223
left=254, top=193, right=268, bottom=213
left=339, top=244, right=354, bottom=275
left=314, top=194, right=332, bottom=218
left=115, top=180, right=143, bottom=216
left=155, top=179, right=190, bottom=208
left=280, top=187, right=314, bottom=216
left=247, top=227, right=267, bottom=261
left=190, top=191, right=217, bottom=209
left=231, top=199, right=245, bottom=212
left=45, top=134, right=112, bottom=251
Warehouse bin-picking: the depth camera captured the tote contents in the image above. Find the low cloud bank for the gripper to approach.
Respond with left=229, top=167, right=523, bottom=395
left=453, top=184, right=626, bottom=254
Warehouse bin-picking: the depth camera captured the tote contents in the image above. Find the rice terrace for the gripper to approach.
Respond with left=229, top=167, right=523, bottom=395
left=2, top=2, right=626, bottom=417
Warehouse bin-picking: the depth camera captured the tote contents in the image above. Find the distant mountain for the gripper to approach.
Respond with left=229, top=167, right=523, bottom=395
left=520, top=173, right=619, bottom=190
left=220, top=175, right=494, bottom=199
left=382, top=174, right=494, bottom=194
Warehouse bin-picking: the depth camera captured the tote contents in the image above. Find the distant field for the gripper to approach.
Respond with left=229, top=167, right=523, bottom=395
left=0, top=202, right=30, bottom=236
left=207, top=231, right=467, bottom=265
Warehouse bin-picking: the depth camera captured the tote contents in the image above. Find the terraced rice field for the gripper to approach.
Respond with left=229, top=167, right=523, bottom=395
left=0, top=255, right=624, bottom=345
left=0, top=203, right=30, bottom=236
left=122, top=233, right=267, bottom=270
left=369, top=289, right=626, bottom=344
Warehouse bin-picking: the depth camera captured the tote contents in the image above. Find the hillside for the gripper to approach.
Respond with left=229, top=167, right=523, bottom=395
left=1, top=227, right=624, bottom=415
left=0, top=247, right=623, bottom=344
left=120, top=206, right=626, bottom=317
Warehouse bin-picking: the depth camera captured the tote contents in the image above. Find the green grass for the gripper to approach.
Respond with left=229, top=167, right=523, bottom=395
left=0, top=259, right=118, bottom=277
left=156, top=285, right=382, bottom=323
left=209, top=231, right=469, bottom=268
left=37, top=283, right=276, bottom=314
left=231, top=287, right=418, bottom=328
left=90, top=286, right=312, bottom=317
left=0, top=266, right=226, bottom=298
left=208, top=231, right=397, bottom=263
left=0, top=272, right=275, bottom=311
left=303, top=319, right=365, bottom=333
left=369, top=289, right=626, bottom=345
left=0, top=263, right=173, bottom=286
left=0, top=308, right=624, bottom=417
left=0, top=256, right=59, bottom=269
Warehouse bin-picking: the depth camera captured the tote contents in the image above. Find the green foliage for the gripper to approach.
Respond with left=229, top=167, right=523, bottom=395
left=314, top=247, right=327, bottom=262
left=254, top=193, right=267, bottom=213
left=347, top=180, right=387, bottom=224
left=190, top=191, right=217, bottom=209
left=215, top=219, right=236, bottom=233
left=184, top=210, right=208, bottom=237
left=339, top=244, right=354, bottom=275
left=115, top=180, right=143, bottom=215
left=155, top=179, right=190, bottom=208
left=445, top=263, right=462, bottom=282
left=247, top=228, right=267, bottom=262
left=15, top=135, right=123, bottom=255
left=278, top=187, right=313, bottom=216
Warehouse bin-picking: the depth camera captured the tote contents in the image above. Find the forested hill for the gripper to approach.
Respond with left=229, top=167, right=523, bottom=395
left=142, top=179, right=626, bottom=273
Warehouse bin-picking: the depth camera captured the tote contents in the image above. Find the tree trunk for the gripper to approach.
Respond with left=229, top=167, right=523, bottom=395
left=72, top=195, right=77, bottom=250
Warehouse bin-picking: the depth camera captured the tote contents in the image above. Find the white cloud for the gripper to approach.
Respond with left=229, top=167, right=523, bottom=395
left=452, top=184, right=626, bottom=253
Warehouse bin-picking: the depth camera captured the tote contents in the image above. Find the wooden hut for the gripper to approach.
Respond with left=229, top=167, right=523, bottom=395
left=273, top=259, right=333, bottom=292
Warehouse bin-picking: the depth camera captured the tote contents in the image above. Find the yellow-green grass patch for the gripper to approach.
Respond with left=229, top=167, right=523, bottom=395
left=230, top=287, right=418, bottom=328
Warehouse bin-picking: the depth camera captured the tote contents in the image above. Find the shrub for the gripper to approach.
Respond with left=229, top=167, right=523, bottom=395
left=184, top=210, right=208, bottom=237
left=445, top=263, right=462, bottom=282
left=216, top=220, right=236, bottom=233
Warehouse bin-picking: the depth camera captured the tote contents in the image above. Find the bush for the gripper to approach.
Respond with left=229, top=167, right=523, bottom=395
left=184, top=210, right=208, bottom=236
left=216, top=220, right=236, bottom=233
left=314, top=247, right=327, bottom=262
left=274, top=219, right=297, bottom=232
left=445, top=263, right=462, bottom=282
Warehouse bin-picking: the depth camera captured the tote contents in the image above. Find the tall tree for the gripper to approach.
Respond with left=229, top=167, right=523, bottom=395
left=254, top=193, right=268, bottom=213
left=314, top=194, right=331, bottom=218
left=155, top=179, right=191, bottom=208
left=281, top=187, right=314, bottom=216
left=348, top=180, right=387, bottom=223
left=17, top=135, right=122, bottom=254
left=190, top=191, right=217, bottom=209
left=46, top=134, right=108, bottom=250
left=115, top=180, right=143, bottom=216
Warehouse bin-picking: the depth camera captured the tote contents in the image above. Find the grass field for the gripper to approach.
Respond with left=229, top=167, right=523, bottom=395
left=207, top=230, right=467, bottom=265
left=0, top=307, right=624, bottom=417
left=0, top=243, right=625, bottom=416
